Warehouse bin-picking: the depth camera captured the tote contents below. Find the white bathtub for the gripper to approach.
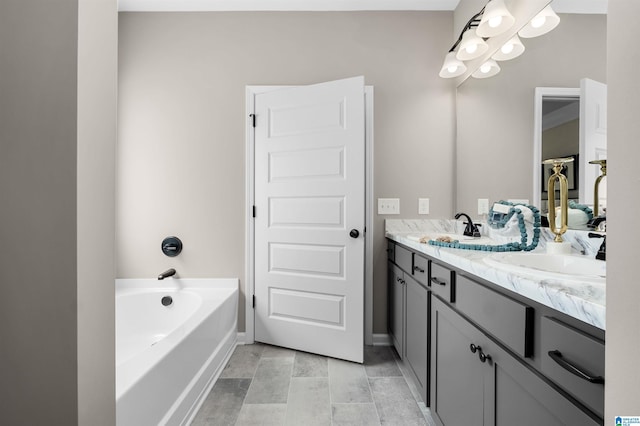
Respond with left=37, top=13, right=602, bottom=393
left=116, top=278, right=238, bottom=426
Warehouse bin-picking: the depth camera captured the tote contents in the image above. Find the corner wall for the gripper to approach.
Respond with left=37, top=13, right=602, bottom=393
left=77, top=0, right=117, bottom=423
left=117, top=11, right=456, bottom=333
left=0, top=0, right=79, bottom=423
left=605, top=0, right=640, bottom=419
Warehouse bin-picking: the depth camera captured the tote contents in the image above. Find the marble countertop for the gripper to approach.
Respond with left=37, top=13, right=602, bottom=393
left=385, top=219, right=606, bottom=330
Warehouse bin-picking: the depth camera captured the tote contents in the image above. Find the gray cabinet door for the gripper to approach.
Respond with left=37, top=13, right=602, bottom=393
left=388, top=261, right=405, bottom=358
left=431, top=297, right=485, bottom=425
left=432, top=297, right=600, bottom=426
left=491, top=336, right=601, bottom=426
left=405, top=275, right=429, bottom=403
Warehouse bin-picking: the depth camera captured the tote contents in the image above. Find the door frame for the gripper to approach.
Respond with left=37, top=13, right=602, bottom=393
left=244, top=84, right=374, bottom=346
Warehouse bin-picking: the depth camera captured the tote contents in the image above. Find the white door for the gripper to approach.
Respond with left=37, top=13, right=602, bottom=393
left=254, top=77, right=365, bottom=363
left=579, top=78, right=607, bottom=207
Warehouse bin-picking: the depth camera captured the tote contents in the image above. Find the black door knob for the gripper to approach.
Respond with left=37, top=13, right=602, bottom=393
left=350, top=229, right=360, bottom=238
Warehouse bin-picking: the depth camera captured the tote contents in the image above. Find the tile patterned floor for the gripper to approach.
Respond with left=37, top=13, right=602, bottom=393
left=192, top=344, right=437, bottom=426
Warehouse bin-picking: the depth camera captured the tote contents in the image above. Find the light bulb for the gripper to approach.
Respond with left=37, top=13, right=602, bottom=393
left=531, top=16, right=546, bottom=28
left=480, top=64, right=491, bottom=73
left=447, top=65, right=458, bottom=73
left=465, top=44, right=478, bottom=54
left=501, top=43, right=514, bottom=54
left=488, top=16, right=503, bottom=28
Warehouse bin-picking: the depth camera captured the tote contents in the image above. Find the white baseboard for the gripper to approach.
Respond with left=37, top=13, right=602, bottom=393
left=236, top=332, right=247, bottom=344
left=372, top=333, right=392, bottom=346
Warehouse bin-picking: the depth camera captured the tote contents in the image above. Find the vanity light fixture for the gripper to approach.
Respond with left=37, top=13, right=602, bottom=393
left=476, top=0, right=515, bottom=38
left=492, top=35, right=525, bottom=61
left=456, top=28, right=489, bottom=61
left=439, top=51, right=467, bottom=78
left=472, top=59, right=500, bottom=79
left=518, top=5, right=560, bottom=38
left=439, top=2, right=561, bottom=80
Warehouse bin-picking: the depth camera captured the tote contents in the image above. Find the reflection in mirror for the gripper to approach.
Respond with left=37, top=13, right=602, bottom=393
left=533, top=81, right=607, bottom=230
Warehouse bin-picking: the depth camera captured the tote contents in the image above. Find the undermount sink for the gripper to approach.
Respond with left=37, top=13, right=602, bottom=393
left=406, top=233, right=499, bottom=246
left=484, top=252, right=606, bottom=283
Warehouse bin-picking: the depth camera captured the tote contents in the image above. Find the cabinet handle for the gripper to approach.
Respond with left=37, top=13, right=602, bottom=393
left=414, top=266, right=425, bottom=273
left=470, top=343, right=480, bottom=354
left=548, top=350, right=604, bottom=384
left=431, top=277, right=446, bottom=286
left=396, top=277, right=402, bottom=283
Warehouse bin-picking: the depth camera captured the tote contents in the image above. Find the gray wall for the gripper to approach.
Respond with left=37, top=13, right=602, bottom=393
left=0, top=0, right=79, bottom=423
left=605, top=0, right=640, bottom=418
left=117, top=11, right=456, bottom=333
left=0, top=0, right=117, bottom=424
left=456, top=13, right=606, bottom=215
left=77, top=0, right=117, bottom=424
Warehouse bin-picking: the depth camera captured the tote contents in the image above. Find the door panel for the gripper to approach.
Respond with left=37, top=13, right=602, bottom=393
left=579, top=78, right=607, bottom=206
left=254, top=77, right=365, bottom=363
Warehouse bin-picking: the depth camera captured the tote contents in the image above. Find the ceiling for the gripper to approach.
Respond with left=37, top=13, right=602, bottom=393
left=118, top=0, right=607, bottom=13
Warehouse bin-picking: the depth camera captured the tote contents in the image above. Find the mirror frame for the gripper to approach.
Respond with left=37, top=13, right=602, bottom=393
left=533, top=86, right=580, bottom=210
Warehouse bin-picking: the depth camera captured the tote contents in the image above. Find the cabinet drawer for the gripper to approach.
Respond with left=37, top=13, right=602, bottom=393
left=541, top=317, right=604, bottom=417
left=412, top=254, right=428, bottom=286
left=387, top=240, right=395, bottom=262
left=395, top=245, right=413, bottom=274
left=456, top=275, right=533, bottom=358
left=429, top=261, right=455, bottom=303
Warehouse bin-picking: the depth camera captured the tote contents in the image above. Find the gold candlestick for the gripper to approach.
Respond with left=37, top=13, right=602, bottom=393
left=543, top=157, right=574, bottom=243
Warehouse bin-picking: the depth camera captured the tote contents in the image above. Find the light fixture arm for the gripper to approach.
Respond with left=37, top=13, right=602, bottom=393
left=448, top=8, right=486, bottom=53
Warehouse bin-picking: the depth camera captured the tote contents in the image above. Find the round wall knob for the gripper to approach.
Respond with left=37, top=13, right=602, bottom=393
left=161, top=236, right=183, bottom=257
left=350, top=229, right=360, bottom=238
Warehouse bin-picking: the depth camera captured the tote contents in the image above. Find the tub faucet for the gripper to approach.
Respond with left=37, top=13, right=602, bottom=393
left=455, top=212, right=481, bottom=238
left=158, top=268, right=176, bottom=280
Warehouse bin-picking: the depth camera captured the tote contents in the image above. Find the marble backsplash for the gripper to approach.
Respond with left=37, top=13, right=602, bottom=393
left=385, top=219, right=604, bottom=258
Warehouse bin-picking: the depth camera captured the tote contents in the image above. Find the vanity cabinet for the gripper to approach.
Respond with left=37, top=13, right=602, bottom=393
left=405, top=274, right=429, bottom=402
left=388, top=261, right=405, bottom=359
left=386, top=238, right=604, bottom=425
left=431, top=297, right=599, bottom=426
left=387, top=242, right=429, bottom=402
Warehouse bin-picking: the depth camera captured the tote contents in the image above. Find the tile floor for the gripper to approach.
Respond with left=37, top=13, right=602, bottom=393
left=192, top=344, right=437, bottom=426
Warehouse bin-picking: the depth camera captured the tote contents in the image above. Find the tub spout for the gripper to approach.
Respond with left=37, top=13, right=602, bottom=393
left=158, top=268, right=176, bottom=280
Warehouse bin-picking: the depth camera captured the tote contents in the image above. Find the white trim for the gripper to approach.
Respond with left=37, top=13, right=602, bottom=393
left=372, top=333, right=392, bottom=346
left=118, top=0, right=459, bottom=12
left=533, top=87, right=580, bottom=209
left=364, top=87, right=374, bottom=346
left=245, top=83, right=374, bottom=347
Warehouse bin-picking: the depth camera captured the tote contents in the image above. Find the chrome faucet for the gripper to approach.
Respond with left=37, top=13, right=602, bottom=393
left=455, top=212, right=481, bottom=238
left=158, top=268, right=176, bottom=280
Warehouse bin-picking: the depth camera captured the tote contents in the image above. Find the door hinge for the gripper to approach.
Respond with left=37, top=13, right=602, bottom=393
left=252, top=205, right=256, bottom=218
left=252, top=294, right=255, bottom=308
left=249, top=113, right=256, bottom=128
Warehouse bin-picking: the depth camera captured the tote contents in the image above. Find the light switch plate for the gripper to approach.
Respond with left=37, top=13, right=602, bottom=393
left=378, top=198, right=400, bottom=215
left=478, top=198, right=489, bottom=215
left=418, top=198, right=430, bottom=215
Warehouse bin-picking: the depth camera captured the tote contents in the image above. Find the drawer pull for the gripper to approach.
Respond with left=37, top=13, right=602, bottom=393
left=431, top=277, right=447, bottom=286
left=470, top=343, right=480, bottom=354
left=414, top=266, right=425, bottom=273
left=548, top=350, right=604, bottom=384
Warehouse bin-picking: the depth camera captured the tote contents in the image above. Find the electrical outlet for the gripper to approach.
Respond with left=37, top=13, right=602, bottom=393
left=418, top=198, right=430, bottom=215
left=478, top=198, right=489, bottom=215
left=378, top=198, right=400, bottom=215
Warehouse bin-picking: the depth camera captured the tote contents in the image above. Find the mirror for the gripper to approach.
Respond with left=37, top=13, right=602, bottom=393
left=533, top=81, right=608, bottom=225
left=455, top=3, right=607, bottom=230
